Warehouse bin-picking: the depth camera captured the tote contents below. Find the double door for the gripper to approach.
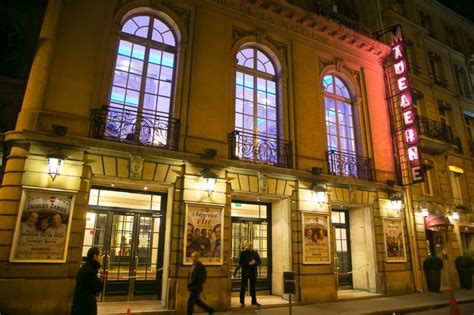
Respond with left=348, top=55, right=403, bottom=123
left=231, top=217, right=271, bottom=292
left=83, top=209, right=164, bottom=300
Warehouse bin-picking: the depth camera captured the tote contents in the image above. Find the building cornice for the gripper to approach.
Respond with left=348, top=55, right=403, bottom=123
left=209, top=0, right=390, bottom=58
left=3, top=130, right=393, bottom=193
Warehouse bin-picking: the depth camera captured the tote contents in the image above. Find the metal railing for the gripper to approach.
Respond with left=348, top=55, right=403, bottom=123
left=228, top=130, right=292, bottom=168
left=90, top=106, right=180, bottom=150
left=418, top=116, right=455, bottom=145
left=326, top=150, right=374, bottom=181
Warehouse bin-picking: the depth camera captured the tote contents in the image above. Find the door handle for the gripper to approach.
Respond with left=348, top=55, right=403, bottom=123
left=134, top=255, right=138, bottom=273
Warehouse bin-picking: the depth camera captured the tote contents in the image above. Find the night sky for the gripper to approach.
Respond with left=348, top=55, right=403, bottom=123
left=438, top=0, right=474, bottom=23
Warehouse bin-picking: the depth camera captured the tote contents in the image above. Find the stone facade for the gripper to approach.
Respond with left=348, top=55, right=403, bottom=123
left=0, top=1, right=472, bottom=314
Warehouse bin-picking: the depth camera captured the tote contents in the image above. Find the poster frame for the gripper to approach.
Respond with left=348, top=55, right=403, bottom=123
left=10, top=187, right=76, bottom=263
left=301, top=211, right=331, bottom=265
left=183, top=202, right=224, bottom=265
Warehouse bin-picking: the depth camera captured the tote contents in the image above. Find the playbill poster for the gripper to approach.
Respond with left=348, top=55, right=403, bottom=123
left=302, top=212, right=330, bottom=264
left=184, top=203, right=223, bottom=265
left=10, top=189, right=75, bottom=263
left=383, top=218, right=407, bottom=263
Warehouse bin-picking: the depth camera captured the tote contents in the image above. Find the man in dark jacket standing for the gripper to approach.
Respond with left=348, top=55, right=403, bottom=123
left=71, top=247, right=104, bottom=315
left=239, top=240, right=262, bottom=307
left=187, top=251, right=214, bottom=315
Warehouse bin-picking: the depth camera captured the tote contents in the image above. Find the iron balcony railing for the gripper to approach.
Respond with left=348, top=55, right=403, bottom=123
left=90, top=106, right=180, bottom=150
left=326, top=150, right=374, bottom=181
left=418, top=116, right=455, bottom=145
left=228, top=130, right=292, bottom=168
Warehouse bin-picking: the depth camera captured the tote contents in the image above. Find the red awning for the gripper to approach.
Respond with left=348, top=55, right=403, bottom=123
left=424, top=213, right=452, bottom=231
left=459, top=225, right=474, bottom=233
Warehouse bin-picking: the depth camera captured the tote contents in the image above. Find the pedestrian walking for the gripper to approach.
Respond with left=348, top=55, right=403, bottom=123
left=238, top=240, right=262, bottom=308
left=71, top=247, right=104, bottom=315
left=187, top=251, right=215, bottom=315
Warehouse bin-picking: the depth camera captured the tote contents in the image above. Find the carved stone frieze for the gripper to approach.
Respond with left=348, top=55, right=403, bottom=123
left=211, top=0, right=390, bottom=57
left=164, top=1, right=191, bottom=31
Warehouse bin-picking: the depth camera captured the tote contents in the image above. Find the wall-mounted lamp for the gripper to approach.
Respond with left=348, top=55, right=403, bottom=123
left=451, top=211, right=460, bottom=221
left=311, top=183, right=327, bottom=207
left=47, top=149, right=66, bottom=181
left=201, top=168, right=217, bottom=197
left=389, top=193, right=403, bottom=211
left=420, top=207, right=430, bottom=217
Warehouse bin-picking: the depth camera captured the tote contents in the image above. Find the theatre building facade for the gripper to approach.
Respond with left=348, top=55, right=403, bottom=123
left=0, top=0, right=452, bottom=314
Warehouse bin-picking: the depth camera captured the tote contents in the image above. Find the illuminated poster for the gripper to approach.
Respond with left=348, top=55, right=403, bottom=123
left=184, top=203, right=223, bottom=265
left=302, top=212, right=330, bottom=264
left=10, top=189, right=75, bottom=263
left=383, top=218, right=407, bottom=263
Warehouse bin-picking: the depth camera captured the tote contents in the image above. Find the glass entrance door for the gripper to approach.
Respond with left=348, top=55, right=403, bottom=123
left=81, top=188, right=165, bottom=300
left=332, top=210, right=352, bottom=288
left=231, top=202, right=271, bottom=292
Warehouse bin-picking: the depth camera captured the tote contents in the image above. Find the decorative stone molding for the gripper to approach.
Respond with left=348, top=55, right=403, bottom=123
left=164, top=1, right=191, bottom=31
left=258, top=172, right=269, bottom=193
left=320, top=57, right=359, bottom=79
left=211, top=0, right=390, bottom=57
left=130, top=154, right=144, bottom=178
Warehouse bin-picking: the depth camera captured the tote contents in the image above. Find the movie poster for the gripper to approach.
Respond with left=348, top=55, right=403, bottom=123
left=10, top=189, right=75, bottom=263
left=184, top=204, right=223, bottom=265
left=383, top=218, right=407, bottom=262
left=302, top=212, right=330, bottom=264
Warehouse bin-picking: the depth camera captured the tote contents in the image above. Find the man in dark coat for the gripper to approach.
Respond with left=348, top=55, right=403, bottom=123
left=187, top=251, right=214, bottom=315
left=71, top=247, right=104, bottom=315
left=238, top=241, right=262, bottom=307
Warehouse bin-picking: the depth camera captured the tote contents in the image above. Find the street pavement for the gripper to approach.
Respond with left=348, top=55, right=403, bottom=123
left=409, top=302, right=474, bottom=315
left=220, top=289, right=474, bottom=315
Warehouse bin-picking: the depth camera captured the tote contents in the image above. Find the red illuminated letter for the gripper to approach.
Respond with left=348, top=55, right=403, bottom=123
left=400, top=93, right=412, bottom=108
left=397, top=77, right=408, bottom=91
left=394, top=60, right=406, bottom=75
left=405, top=128, right=418, bottom=144
left=408, top=146, right=419, bottom=162
left=392, top=45, right=403, bottom=60
left=402, top=110, right=414, bottom=125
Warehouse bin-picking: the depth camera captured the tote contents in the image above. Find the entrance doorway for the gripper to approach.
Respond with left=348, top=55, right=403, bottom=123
left=332, top=210, right=352, bottom=288
left=231, top=202, right=271, bottom=292
left=81, top=188, right=166, bottom=300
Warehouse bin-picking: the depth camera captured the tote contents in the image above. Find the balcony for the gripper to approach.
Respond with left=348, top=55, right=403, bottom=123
left=326, top=150, right=375, bottom=181
left=90, top=107, right=180, bottom=150
left=228, top=130, right=292, bottom=168
left=418, top=116, right=458, bottom=154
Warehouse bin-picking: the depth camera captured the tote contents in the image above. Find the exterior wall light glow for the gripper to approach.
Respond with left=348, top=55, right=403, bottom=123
left=201, top=168, right=217, bottom=197
left=420, top=207, right=429, bottom=217
left=47, top=151, right=65, bottom=181
left=451, top=211, right=460, bottom=221
left=311, top=184, right=327, bottom=207
left=390, top=193, right=403, bottom=210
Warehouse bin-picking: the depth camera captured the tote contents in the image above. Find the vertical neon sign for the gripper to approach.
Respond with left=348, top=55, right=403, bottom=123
left=391, top=37, right=423, bottom=182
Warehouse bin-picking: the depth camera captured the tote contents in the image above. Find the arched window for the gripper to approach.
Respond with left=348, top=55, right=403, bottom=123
left=106, top=15, right=177, bottom=147
left=323, top=74, right=355, bottom=154
left=234, top=46, right=280, bottom=164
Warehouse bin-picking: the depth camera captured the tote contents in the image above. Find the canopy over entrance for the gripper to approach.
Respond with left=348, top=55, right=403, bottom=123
left=424, top=213, right=452, bottom=231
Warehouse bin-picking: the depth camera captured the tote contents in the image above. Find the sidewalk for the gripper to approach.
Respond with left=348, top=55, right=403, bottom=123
left=225, top=289, right=474, bottom=315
